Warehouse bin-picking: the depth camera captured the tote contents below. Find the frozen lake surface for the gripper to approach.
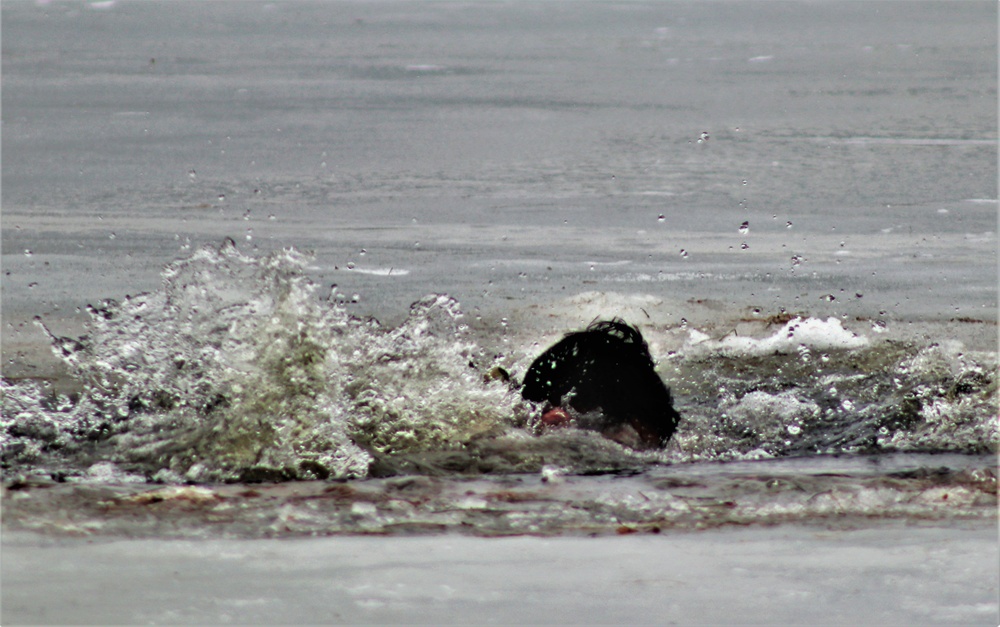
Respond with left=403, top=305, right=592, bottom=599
left=3, top=0, right=996, bottom=338
left=4, top=525, right=997, bottom=625
left=2, top=0, right=997, bottom=623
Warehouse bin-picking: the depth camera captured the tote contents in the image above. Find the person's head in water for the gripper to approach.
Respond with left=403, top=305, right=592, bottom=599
left=521, top=319, right=680, bottom=449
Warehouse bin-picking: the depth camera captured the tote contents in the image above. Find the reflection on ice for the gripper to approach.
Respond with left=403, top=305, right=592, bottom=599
left=348, top=267, right=410, bottom=276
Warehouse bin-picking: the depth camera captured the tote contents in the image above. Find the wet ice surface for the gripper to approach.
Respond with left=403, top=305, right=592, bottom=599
left=3, top=1, right=996, bottom=340
left=3, top=454, right=997, bottom=539
left=4, top=525, right=998, bottom=625
left=1, top=1, right=998, bottom=622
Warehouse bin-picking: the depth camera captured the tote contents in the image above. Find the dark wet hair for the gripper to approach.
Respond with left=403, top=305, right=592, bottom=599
left=521, top=318, right=680, bottom=448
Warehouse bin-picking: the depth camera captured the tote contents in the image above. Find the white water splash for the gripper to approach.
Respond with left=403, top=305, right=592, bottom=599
left=683, top=316, right=868, bottom=357
left=3, top=242, right=522, bottom=481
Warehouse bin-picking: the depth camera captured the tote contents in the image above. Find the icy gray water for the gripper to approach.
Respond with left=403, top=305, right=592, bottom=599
left=2, top=1, right=997, bottom=623
left=1, top=241, right=996, bottom=487
left=3, top=0, right=997, bottom=479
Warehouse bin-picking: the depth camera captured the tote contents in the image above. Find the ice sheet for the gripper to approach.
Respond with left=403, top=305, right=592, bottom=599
left=3, top=525, right=998, bottom=625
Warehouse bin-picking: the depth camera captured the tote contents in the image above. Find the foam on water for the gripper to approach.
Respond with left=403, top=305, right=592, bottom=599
left=666, top=325, right=997, bottom=463
left=684, top=316, right=868, bottom=357
left=2, top=243, right=997, bottom=482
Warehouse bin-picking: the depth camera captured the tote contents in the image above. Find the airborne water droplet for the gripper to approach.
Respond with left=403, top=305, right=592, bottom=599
left=739, top=221, right=749, bottom=234
left=657, top=214, right=666, bottom=223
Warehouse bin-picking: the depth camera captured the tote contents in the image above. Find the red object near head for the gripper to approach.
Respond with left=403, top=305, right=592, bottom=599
left=540, top=406, right=573, bottom=427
